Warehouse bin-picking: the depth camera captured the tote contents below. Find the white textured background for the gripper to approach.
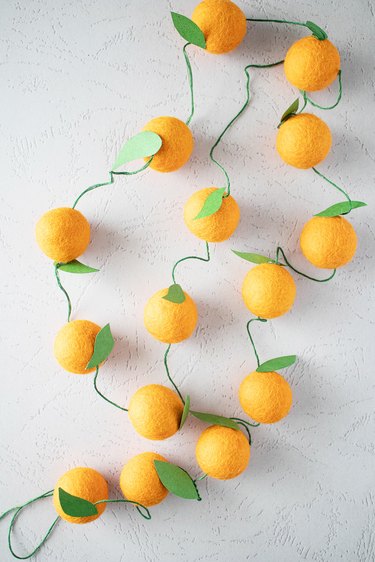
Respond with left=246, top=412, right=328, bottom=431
left=1, top=0, right=374, bottom=560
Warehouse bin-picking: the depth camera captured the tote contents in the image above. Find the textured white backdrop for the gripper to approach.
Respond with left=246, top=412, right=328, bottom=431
left=1, top=0, right=374, bottom=560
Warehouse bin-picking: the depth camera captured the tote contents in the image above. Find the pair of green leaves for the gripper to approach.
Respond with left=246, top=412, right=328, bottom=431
left=305, top=21, right=328, bottom=41
left=59, top=488, right=98, bottom=517
left=154, top=460, right=201, bottom=501
left=179, top=394, right=241, bottom=431
left=257, top=355, right=296, bottom=372
left=86, top=324, right=115, bottom=370
left=171, top=12, right=206, bottom=49
left=112, top=131, right=162, bottom=171
left=315, top=200, right=367, bottom=218
left=56, top=260, right=99, bottom=274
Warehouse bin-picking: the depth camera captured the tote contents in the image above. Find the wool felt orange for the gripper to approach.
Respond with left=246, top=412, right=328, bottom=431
left=143, top=116, right=193, bottom=172
left=239, top=371, right=292, bottom=424
left=120, top=452, right=169, bottom=507
left=184, top=187, right=240, bottom=242
left=242, top=263, right=296, bottom=319
left=284, top=36, right=340, bottom=92
left=300, top=215, right=357, bottom=269
left=276, top=113, right=332, bottom=169
left=192, top=0, right=247, bottom=54
left=128, top=384, right=184, bottom=440
left=53, top=467, right=108, bottom=524
left=195, top=425, right=250, bottom=480
left=54, top=320, right=102, bottom=374
left=35, top=207, right=90, bottom=263
left=144, top=288, right=198, bottom=344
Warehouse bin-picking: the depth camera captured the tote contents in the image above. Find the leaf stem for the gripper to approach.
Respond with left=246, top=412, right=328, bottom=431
left=93, top=367, right=128, bottom=412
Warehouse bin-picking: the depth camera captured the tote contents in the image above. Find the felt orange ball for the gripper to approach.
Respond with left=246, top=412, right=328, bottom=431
left=242, top=263, right=296, bottom=319
left=120, top=452, right=169, bottom=507
left=276, top=113, right=332, bottom=169
left=300, top=216, right=357, bottom=269
left=53, top=467, right=108, bottom=524
left=35, top=207, right=90, bottom=263
left=143, top=116, right=194, bottom=172
left=54, top=320, right=102, bottom=374
left=192, top=0, right=247, bottom=54
left=184, top=187, right=240, bottom=242
left=144, top=288, right=198, bottom=344
left=239, top=371, right=292, bottom=424
left=128, top=384, right=184, bottom=440
left=195, top=425, right=250, bottom=479
left=284, top=36, right=340, bottom=92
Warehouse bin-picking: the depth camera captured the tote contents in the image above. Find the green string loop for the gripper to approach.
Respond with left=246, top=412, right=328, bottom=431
left=246, top=317, right=267, bottom=367
left=164, top=344, right=185, bottom=403
left=302, top=70, right=342, bottom=110
left=183, top=43, right=194, bottom=125
left=94, top=498, right=151, bottom=520
left=93, top=367, right=128, bottom=412
left=1, top=490, right=59, bottom=560
left=209, top=59, right=284, bottom=196
left=171, top=241, right=210, bottom=284
left=54, top=264, right=72, bottom=322
left=312, top=167, right=353, bottom=212
left=276, top=247, right=336, bottom=282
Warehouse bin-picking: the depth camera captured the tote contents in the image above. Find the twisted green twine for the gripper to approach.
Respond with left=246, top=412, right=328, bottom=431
left=94, top=498, right=151, bottom=520
left=312, top=167, right=353, bottom=212
left=246, top=17, right=310, bottom=29
left=164, top=344, right=184, bottom=403
left=183, top=43, right=194, bottom=125
left=54, top=264, right=72, bottom=322
left=93, top=367, right=128, bottom=412
left=275, top=247, right=336, bottom=282
left=1, top=490, right=59, bottom=560
left=246, top=317, right=267, bottom=367
left=210, top=59, right=284, bottom=197
left=171, top=241, right=210, bottom=284
left=302, top=70, right=342, bottom=110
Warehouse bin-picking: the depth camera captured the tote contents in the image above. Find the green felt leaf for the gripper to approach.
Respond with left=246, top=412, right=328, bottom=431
left=256, top=355, right=297, bottom=373
left=232, top=250, right=275, bottom=264
left=112, top=131, right=162, bottom=170
left=190, top=411, right=240, bottom=430
left=180, top=395, right=190, bottom=429
left=86, top=323, right=114, bottom=369
left=58, top=488, right=98, bottom=518
left=162, top=284, right=186, bottom=304
left=154, top=461, right=200, bottom=500
left=280, top=98, right=299, bottom=125
left=305, top=21, right=328, bottom=40
left=171, top=12, right=206, bottom=49
left=315, top=201, right=367, bottom=218
left=194, top=188, right=226, bottom=220
left=55, top=260, right=99, bottom=274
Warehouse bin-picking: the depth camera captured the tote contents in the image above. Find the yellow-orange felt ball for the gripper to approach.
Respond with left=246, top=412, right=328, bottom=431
left=192, top=0, right=247, bottom=54
left=195, top=425, right=250, bottom=480
left=143, top=116, right=193, bottom=172
left=276, top=113, right=332, bottom=169
left=35, top=207, right=90, bottom=263
left=144, top=288, right=198, bottom=344
left=128, top=384, right=184, bottom=440
left=184, top=187, right=240, bottom=242
left=54, top=320, right=102, bottom=374
left=53, top=467, right=108, bottom=524
left=120, top=452, right=169, bottom=507
left=284, top=36, right=340, bottom=92
left=300, top=215, right=357, bottom=269
left=242, top=263, right=296, bottom=319
left=239, top=371, right=292, bottom=424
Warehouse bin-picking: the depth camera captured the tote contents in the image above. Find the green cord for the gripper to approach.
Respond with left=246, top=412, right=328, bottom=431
left=230, top=417, right=260, bottom=428
left=171, top=241, right=210, bottom=284
left=246, top=317, right=267, bottom=367
left=54, top=264, right=72, bottom=322
left=246, top=17, right=308, bottom=29
left=312, top=167, right=353, bottom=212
left=93, top=367, right=128, bottom=412
left=2, top=490, right=60, bottom=560
left=275, top=247, right=336, bottom=282
left=302, top=70, right=342, bottom=110
left=94, top=498, right=151, bottom=520
left=209, top=59, right=284, bottom=196
left=183, top=43, right=194, bottom=125
left=164, top=344, right=184, bottom=403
